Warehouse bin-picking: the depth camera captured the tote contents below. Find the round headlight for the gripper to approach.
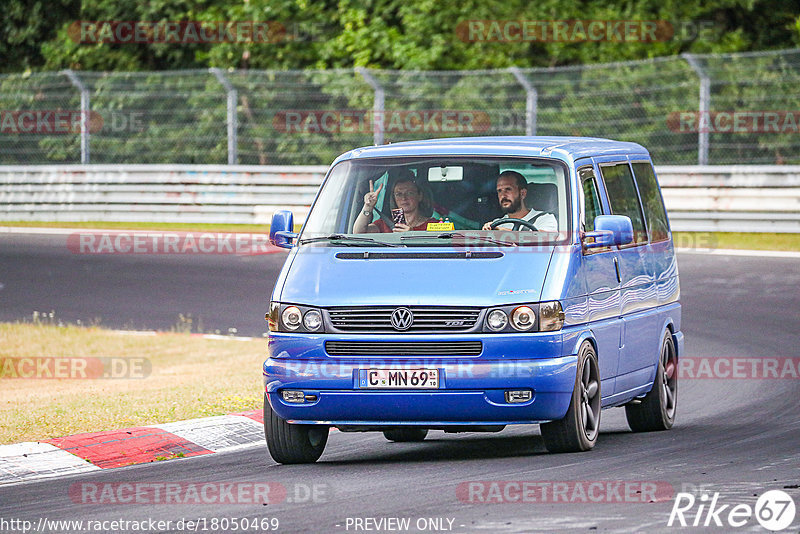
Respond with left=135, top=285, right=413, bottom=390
left=282, top=306, right=302, bottom=330
left=303, top=310, right=322, bottom=331
left=487, top=309, right=508, bottom=331
left=511, top=306, right=536, bottom=331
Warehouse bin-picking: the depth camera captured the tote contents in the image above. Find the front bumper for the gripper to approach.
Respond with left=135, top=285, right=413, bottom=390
left=263, top=331, right=577, bottom=425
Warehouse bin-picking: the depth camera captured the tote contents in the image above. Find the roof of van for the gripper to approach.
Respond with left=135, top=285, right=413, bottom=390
left=333, top=136, right=650, bottom=163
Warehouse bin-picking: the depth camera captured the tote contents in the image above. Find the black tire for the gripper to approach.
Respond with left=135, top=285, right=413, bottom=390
left=540, top=341, right=601, bottom=453
left=382, top=428, right=428, bottom=442
left=263, top=394, right=329, bottom=464
left=625, top=331, right=678, bottom=432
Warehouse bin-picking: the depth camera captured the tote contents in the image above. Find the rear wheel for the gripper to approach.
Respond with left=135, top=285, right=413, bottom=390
left=625, top=331, right=677, bottom=432
left=540, top=341, right=601, bottom=453
left=263, top=394, right=329, bottom=464
left=383, top=428, right=428, bottom=442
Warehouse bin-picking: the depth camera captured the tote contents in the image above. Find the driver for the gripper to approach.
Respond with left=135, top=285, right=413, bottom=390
left=482, top=171, right=557, bottom=232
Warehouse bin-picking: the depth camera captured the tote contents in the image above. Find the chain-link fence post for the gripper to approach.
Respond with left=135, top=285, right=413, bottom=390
left=682, top=54, right=710, bottom=165
left=61, top=69, right=90, bottom=163
left=210, top=68, right=238, bottom=164
left=356, top=68, right=385, bottom=145
left=509, top=67, right=537, bottom=136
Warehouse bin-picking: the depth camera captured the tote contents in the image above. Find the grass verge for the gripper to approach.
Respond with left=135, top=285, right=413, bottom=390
left=672, top=232, right=800, bottom=252
left=0, top=323, right=264, bottom=444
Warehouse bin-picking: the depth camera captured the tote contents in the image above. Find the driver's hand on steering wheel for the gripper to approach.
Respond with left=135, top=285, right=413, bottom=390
left=482, top=221, right=493, bottom=230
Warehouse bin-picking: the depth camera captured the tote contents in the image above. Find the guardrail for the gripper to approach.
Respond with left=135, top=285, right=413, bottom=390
left=657, top=166, right=800, bottom=233
left=1, top=164, right=799, bottom=232
left=0, top=165, right=326, bottom=225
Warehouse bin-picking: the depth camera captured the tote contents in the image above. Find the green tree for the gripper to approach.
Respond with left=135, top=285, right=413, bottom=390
left=2, top=0, right=798, bottom=73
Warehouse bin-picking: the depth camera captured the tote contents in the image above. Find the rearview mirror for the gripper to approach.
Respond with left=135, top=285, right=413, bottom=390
left=269, top=210, right=297, bottom=249
left=428, top=166, right=463, bottom=182
left=583, top=215, right=633, bottom=249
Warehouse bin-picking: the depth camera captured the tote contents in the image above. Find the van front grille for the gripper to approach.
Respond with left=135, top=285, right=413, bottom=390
left=326, top=306, right=482, bottom=333
left=325, top=341, right=482, bottom=356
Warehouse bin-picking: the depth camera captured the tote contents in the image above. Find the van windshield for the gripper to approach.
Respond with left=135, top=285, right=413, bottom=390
left=301, top=156, right=570, bottom=246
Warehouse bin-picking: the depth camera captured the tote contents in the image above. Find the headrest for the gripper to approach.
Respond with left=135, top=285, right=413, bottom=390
left=527, top=182, right=557, bottom=215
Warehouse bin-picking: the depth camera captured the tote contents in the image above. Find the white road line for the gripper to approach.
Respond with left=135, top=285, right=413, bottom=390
left=676, top=247, right=800, bottom=259
left=111, top=329, right=261, bottom=341
left=0, top=226, right=79, bottom=235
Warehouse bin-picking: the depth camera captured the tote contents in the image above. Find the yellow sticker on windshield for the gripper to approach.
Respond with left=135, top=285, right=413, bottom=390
left=426, top=222, right=455, bottom=231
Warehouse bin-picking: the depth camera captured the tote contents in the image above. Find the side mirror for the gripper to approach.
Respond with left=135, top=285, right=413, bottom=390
left=583, top=215, right=633, bottom=249
left=269, top=210, right=297, bottom=249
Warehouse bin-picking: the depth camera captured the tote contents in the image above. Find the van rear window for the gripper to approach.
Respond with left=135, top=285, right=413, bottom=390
left=631, top=162, right=670, bottom=243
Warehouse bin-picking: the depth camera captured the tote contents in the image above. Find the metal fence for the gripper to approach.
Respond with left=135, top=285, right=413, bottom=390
left=2, top=165, right=799, bottom=232
left=2, top=48, right=800, bottom=166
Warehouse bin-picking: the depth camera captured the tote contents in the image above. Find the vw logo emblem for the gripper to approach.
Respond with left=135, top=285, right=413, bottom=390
left=390, top=307, right=414, bottom=331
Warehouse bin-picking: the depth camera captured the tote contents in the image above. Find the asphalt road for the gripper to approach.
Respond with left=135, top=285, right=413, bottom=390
left=0, top=233, right=287, bottom=336
left=1, top=233, right=799, bottom=533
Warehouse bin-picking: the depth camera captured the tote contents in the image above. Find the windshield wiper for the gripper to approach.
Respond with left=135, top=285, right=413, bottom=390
left=400, top=232, right=517, bottom=247
left=299, top=234, right=404, bottom=247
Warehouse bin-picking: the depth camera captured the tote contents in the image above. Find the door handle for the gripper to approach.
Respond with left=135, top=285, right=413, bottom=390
left=613, top=257, right=621, bottom=283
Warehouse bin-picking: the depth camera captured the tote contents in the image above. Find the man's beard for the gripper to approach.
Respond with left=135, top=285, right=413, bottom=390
left=501, top=197, right=522, bottom=213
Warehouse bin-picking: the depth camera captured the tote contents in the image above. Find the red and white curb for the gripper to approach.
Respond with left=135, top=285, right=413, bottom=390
left=111, top=329, right=262, bottom=342
left=0, top=410, right=264, bottom=487
left=0, top=317, right=266, bottom=486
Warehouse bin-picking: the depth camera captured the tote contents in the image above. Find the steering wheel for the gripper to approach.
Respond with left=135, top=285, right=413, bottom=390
left=489, top=218, right=539, bottom=231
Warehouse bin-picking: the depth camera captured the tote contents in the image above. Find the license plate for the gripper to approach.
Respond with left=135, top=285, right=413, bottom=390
left=358, top=369, right=439, bottom=389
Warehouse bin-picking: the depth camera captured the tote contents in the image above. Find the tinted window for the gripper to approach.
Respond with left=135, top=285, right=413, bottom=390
left=631, top=162, right=670, bottom=242
left=600, top=163, right=647, bottom=244
left=579, top=167, right=601, bottom=232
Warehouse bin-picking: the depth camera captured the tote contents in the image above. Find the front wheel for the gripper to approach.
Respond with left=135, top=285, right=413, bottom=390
left=263, top=394, right=329, bottom=464
left=540, top=341, right=601, bottom=453
left=625, top=331, right=678, bottom=432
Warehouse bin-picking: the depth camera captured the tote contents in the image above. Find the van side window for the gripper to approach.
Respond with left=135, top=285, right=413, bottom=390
left=631, top=162, right=670, bottom=243
left=579, top=167, right=601, bottom=232
left=600, top=163, right=647, bottom=244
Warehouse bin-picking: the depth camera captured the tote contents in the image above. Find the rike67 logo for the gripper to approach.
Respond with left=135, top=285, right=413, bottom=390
left=668, top=489, right=796, bottom=531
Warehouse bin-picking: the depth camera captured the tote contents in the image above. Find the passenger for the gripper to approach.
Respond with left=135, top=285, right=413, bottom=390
left=482, top=170, right=557, bottom=231
left=354, top=174, right=438, bottom=233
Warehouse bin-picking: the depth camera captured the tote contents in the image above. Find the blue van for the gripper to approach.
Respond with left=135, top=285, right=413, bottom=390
left=265, top=136, right=683, bottom=463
